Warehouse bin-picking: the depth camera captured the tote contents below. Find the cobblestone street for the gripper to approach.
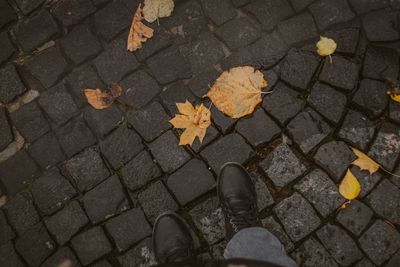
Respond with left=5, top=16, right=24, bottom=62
left=1, top=0, right=400, bottom=266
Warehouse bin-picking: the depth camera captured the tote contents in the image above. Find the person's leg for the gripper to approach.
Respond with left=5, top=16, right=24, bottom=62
left=218, top=162, right=298, bottom=267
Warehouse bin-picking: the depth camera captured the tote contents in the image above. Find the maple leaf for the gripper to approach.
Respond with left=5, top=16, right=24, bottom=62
left=339, top=169, right=361, bottom=200
left=84, top=84, right=122, bottom=110
left=206, top=66, right=267, bottom=119
left=127, top=4, right=154, bottom=52
left=143, top=0, right=174, bottom=23
left=169, top=101, right=211, bottom=146
left=316, top=36, right=337, bottom=63
left=351, top=147, right=380, bottom=175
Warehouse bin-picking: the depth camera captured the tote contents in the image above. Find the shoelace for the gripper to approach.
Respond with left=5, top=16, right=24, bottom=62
left=225, top=202, right=259, bottom=233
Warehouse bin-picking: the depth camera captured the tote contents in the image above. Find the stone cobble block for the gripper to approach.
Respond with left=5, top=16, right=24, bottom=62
left=261, top=216, right=293, bottom=251
left=236, top=108, right=281, bottom=147
left=289, top=0, right=315, bottom=12
left=350, top=166, right=381, bottom=198
left=92, top=260, right=112, bottom=267
left=362, top=10, right=399, bottom=42
left=319, top=56, right=359, bottom=91
left=353, top=79, right=388, bottom=118
left=128, top=102, right=171, bottom=142
left=201, top=0, right=236, bottom=26
left=232, top=0, right=249, bottom=6
left=60, top=24, right=102, bottom=65
left=148, top=131, right=191, bottom=173
left=0, top=31, right=15, bottom=64
left=119, top=70, right=160, bottom=109
left=260, top=143, right=306, bottom=187
left=41, top=247, right=81, bottom=267
left=83, top=105, right=123, bottom=138
left=118, top=237, right=156, bottom=267
left=0, top=242, right=25, bottom=267
left=121, top=150, right=161, bottom=191
left=349, top=0, right=389, bottom=14
left=274, top=192, right=320, bottom=242
left=308, top=82, right=347, bottom=123
left=201, top=133, right=253, bottom=172
left=354, top=258, right=376, bottom=267
left=167, top=159, right=215, bottom=205
left=65, top=147, right=110, bottom=192
left=159, top=81, right=196, bottom=115
left=250, top=172, right=275, bottom=211
left=309, top=0, right=355, bottom=30
left=14, top=0, right=45, bottom=14
left=71, top=226, right=112, bottom=265
left=0, top=64, right=27, bottom=104
left=44, top=201, right=89, bottom=245
left=386, top=250, right=400, bottom=267
left=0, top=0, right=17, bottom=28
left=105, top=208, right=152, bottom=252
left=324, top=28, right=360, bottom=54
left=0, top=107, right=13, bottom=151
left=278, top=13, right=318, bottom=45
left=51, top=0, right=95, bottom=27
left=336, top=200, right=372, bottom=236
left=0, top=210, right=15, bottom=245
left=362, top=46, right=399, bottom=80
left=31, top=168, right=76, bottom=215
left=389, top=100, right=400, bottom=124
left=314, top=140, right=356, bottom=182
left=134, top=27, right=172, bottom=61
left=292, top=237, right=338, bottom=267
left=359, top=219, right=400, bottom=265
left=210, top=105, right=236, bottom=134
left=82, top=175, right=129, bottom=223
left=28, top=132, right=66, bottom=169
left=100, top=126, right=144, bottom=169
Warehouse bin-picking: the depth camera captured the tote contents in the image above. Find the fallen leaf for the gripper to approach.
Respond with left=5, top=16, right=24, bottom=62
left=351, top=147, right=380, bottom=175
left=143, top=0, right=174, bottom=23
left=316, top=36, right=337, bottom=57
left=206, top=66, right=267, bottom=119
left=127, top=4, right=154, bottom=52
left=169, top=101, right=211, bottom=146
left=84, top=84, right=122, bottom=110
left=386, top=78, right=400, bottom=103
left=339, top=169, right=361, bottom=200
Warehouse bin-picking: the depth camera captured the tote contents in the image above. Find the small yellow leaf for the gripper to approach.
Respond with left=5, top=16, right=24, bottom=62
left=389, top=92, right=400, bottom=103
left=316, top=36, right=337, bottom=57
left=143, top=0, right=174, bottom=23
left=351, top=147, right=380, bottom=174
left=339, top=169, right=361, bottom=200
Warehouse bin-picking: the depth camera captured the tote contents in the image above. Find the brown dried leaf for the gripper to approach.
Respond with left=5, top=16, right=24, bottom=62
left=127, top=4, right=154, bottom=52
left=351, top=147, right=380, bottom=175
left=84, top=83, right=122, bottom=110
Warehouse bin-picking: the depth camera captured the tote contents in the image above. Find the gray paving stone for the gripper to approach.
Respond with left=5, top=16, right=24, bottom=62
left=128, top=102, right=171, bottom=142
left=83, top=105, right=123, bottom=138
left=232, top=0, right=249, bottom=6
left=290, top=0, right=315, bottom=11
left=0, top=0, right=16, bottom=28
left=278, top=13, right=318, bottom=45
left=200, top=0, right=236, bottom=25
left=190, top=197, right=225, bottom=245
left=3, top=192, right=39, bottom=234
left=167, top=159, right=215, bottom=205
left=0, top=150, right=38, bottom=195
left=201, top=133, right=253, bottom=172
left=280, top=49, right=320, bottom=90
left=0, top=242, right=25, bottom=267
left=51, top=0, right=95, bottom=27
left=250, top=172, right=275, bottom=211
left=366, top=179, right=400, bottom=225
left=295, top=169, right=344, bottom=217
left=236, top=108, right=281, bottom=147
left=261, top=216, right=294, bottom=252
left=31, top=168, right=76, bottom=215
left=260, top=143, right=306, bottom=187
left=138, top=181, right=179, bottom=222
left=319, top=56, right=360, bottom=91
left=292, top=237, right=338, bottom=267
left=263, top=83, right=305, bottom=125
left=15, top=222, right=55, bottom=267
left=105, top=208, right=152, bottom=252
left=317, top=224, right=363, bottom=266
left=324, top=28, right=360, bottom=54
left=210, top=240, right=227, bottom=259
left=119, top=70, right=160, bottom=109
left=0, top=64, right=27, bottom=104
left=118, top=237, right=156, bottom=267
left=65, top=147, right=110, bottom=192
left=191, top=125, right=220, bottom=154
left=148, top=131, right=191, bottom=173
left=308, top=82, right=347, bottom=123
left=44, top=201, right=89, bottom=245
left=135, top=27, right=172, bottom=61
left=210, top=104, right=236, bottom=133
left=71, top=226, right=112, bottom=265
left=60, top=24, right=102, bottom=65
left=368, top=123, right=400, bottom=171
left=41, top=247, right=81, bottom=267
left=121, top=150, right=161, bottom=191
left=336, top=200, right=373, bottom=236
left=55, top=115, right=96, bottom=157
left=362, top=46, right=399, bottom=81
left=350, top=166, right=382, bottom=198
left=353, top=79, right=388, bottom=118
left=24, top=46, right=68, bottom=88
left=359, top=220, right=400, bottom=265
left=244, top=0, right=293, bottom=31
left=338, top=110, right=376, bottom=150
left=309, top=0, right=355, bottom=30
left=314, top=141, right=356, bottom=182
left=274, top=193, right=320, bottom=242
left=13, top=9, right=58, bottom=52
left=93, top=38, right=139, bottom=84
left=188, top=67, right=219, bottom=98
left=215, top=17, right=260, bottom=50
left=0, top=31, right=15, bottom=64
left=14, top=0, right=45, bottom=14
left=354, top=258, right=376, bottom=267
left=0, top=107, right=13, bottom=151
left=362, top=10, right=399, bottom=42
left=91, top=260, right=112, bottom=267
left=159, top=81, right=197, bottom=115
left=349, top=0, right=390, bottom=14
left=100, top=126, right=144, bottom=169
left=386, top=250, right=400, bottom=267
left=0, top=210, right=15, bottom=245
left=82, top=175, right=129, bottom=223
left=389, top=100, right=400, bottom=124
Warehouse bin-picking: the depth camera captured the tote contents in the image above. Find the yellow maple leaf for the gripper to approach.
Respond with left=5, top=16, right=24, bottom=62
left=143, top=0, right=174, bottom=23
left=205, top=66, right=267, bottom=119
left=127, top=4, right=154, bottom=52
left=339, top=169, right=361, bottom=200
left=351, top=147, right=380, bottom=174
left=316, top=36, right=337, bottom=57
left=169, top=101, right=211, bottom=146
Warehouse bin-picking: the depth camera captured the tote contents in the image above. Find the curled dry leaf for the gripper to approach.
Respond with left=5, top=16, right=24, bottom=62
left=84, top=84, right=122, bottom=110
left=316, top=36, right=337, bottom=57
left=339, top=169, right=361, bottom=200
left=143, top=0, right=174, bottom=23
left=206, top=66, right=267, bottom=119
left=169, top=101, right=211, bottom=146
left=127, top=4, right=154, bottom=52
left=351, top=147, right=379, bottom=175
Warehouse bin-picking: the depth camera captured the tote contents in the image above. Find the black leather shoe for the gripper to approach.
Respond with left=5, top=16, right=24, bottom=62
left=153, top=211, right=197, bottom=263
left=218, top=162, right=262, bottom=241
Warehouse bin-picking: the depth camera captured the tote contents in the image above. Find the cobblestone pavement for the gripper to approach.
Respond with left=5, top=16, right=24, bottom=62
left=1, top=0, right=400, bottom=266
